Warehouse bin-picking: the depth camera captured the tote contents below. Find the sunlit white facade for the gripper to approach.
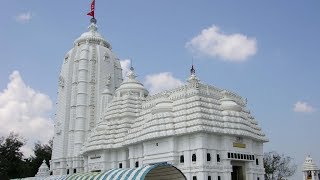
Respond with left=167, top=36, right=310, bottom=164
left=51, top=19, right=268, bottom=180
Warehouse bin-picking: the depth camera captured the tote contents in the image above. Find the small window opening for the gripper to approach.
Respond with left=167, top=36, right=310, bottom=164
left=256, top=158, right=259, bottom=165
left=218, top=175, right=221, bottom=180
left=180, top=155, right=184, bottom=163
left=228, top=153, right=230, bottom=158
left=217, top=154, right=220, bottom=162
left=67, top=169, right=69, bottom=174
left=193, top=176, right=197, bottom=180
left=207, top=153, right=211, bottom=161
left=192, top=154, right=197, bottom=162
left=119, top=163, right=122, bottom=168
left=135, top=161, right=139, bottom=167
left=208, top=176, right=212, bottom=180
left=73, top=169, right=76, bottom=173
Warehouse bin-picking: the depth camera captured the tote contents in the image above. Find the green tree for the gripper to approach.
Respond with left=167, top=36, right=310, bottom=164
left=26, top=139, right=53, bottom=177
left=264, top=151, right=297, bottom=180
left=0, top=132, right=26, bottom=180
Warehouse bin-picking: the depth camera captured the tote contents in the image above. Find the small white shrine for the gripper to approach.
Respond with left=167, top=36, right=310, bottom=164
left=35, top=160, right=50, bottom=178
left=303, top=156, right=320, bottom=180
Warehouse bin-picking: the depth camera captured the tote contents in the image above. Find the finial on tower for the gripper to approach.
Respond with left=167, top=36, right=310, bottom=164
left=191, top=64, right=196, bottom=75
left=190, top=57, right=196, bottom=75
left=187, top=57, right=200, bottom=84
left=127, top=65, right=137, bottom=80
left=90, top=17, right=97, bottom=24
left=130, top=58, right=134, bottom=71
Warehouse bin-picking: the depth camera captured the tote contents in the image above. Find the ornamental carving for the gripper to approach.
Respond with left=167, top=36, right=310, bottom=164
left=55, top=121, right=61, bottom=135
left=106, top=74, right=111, bottom=85
left=104, top=52, right=110, bottom=62
left=64, top=54, right=69, bottom=63
left=58, top=76, right=65, bottom=88
left=88, top=163, right=102, bottom=171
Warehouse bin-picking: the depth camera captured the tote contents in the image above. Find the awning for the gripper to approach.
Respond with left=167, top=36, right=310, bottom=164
left=44, top=163, right=186, bottom=180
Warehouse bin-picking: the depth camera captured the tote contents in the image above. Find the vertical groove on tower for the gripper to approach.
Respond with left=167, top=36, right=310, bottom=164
left=74, top=43, right=89, bottom=156
left=89, top=45, right=97, bottom=130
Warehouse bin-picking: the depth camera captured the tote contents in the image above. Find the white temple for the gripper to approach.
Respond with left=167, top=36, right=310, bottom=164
left=302, top=156, right=320, bottom=180
left=50, top=18, right=268, bottom=180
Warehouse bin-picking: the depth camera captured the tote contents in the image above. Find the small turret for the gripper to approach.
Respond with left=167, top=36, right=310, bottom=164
left=116, top=66, right=148, bottom=98
left=302, top=156, right=320, bottom=180
left=35, top=160, right=50, bottom=178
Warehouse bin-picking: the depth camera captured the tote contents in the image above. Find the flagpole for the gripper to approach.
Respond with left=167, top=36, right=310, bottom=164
left=87, top=0, right=96, bottom=23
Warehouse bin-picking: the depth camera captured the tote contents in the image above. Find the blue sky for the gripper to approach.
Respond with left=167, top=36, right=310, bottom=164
left=0, top=1, right=319, bottom=179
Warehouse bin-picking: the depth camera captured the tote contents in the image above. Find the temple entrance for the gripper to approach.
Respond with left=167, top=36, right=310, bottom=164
left=231, top=166, right=244, bottom=180
left=231, top=161, right=245, bottom=180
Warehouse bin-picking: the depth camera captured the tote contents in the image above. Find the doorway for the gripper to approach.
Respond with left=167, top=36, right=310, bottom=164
left=231, top=165, right=244, bottom=180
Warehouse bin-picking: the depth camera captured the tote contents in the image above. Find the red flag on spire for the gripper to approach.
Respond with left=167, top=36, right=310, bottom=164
left=87, top=0, right=95, bottom=17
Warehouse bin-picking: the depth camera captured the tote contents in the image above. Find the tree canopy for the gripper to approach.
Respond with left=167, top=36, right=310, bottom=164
left=26, top=140, right=52, bottom=177
left=0, top=132, right=26, bottom=179
left=0, top=132, right=52, bottom=179
left=264, top=151, right=297, bottom=180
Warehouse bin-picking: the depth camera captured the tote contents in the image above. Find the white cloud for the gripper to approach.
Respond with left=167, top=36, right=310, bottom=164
left=144, top=72, right=183, bottom=95
left=186, top=25, right=257, bottom=62
left=0, top=71, right=53, bottom=157
left=293, top=101, right=315, bottom=113
left=120, top=59, right=131, bottom=79
left=15, top=12, right=32, bottom=24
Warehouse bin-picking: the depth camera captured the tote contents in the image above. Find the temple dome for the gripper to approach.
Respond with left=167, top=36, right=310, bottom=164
left=116, top=67, right=148, bottom=97
left=220, top=97, right=242, bottom=111
left=303, top=156, right=319, bottom=171
left=74, top=21, right=111, bottom=48
left=220, top=91, right=242, bottom=112
left=152, top=93, right=173, bottom=114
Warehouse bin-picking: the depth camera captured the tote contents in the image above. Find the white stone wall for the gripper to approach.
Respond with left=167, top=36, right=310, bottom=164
left=83, top=132, right=265, bottom=180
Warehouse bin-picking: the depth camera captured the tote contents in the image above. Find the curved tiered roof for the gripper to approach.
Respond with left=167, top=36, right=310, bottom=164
left=82, top=70, right=268, bottom=154
left=303, top=156, right=319, bottom=171
left=126, top=80, right=267, bottom=145
left=82, top=67, right=148, bottom=153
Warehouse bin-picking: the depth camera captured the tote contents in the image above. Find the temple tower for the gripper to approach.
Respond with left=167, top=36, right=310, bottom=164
left=303, top=156, right=320, bottom=180
left=50, top=18, right=123, bottom=175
